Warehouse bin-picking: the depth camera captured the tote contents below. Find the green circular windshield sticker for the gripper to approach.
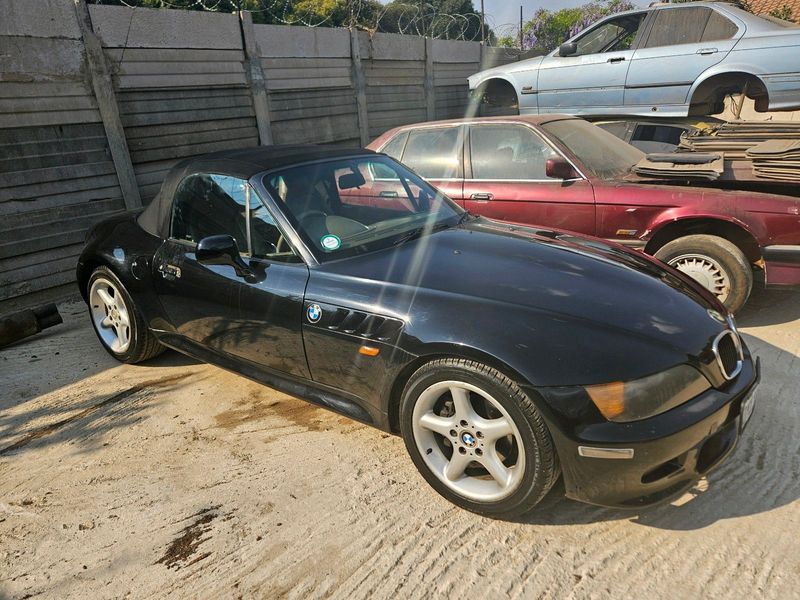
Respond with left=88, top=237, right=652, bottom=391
left=320, top=234, right=341, bottom=251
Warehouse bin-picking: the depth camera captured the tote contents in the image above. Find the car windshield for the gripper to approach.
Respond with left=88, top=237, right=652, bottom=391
left=261, top=155, right=465, bottom=262
left=543, top=119, right=645, bottom=180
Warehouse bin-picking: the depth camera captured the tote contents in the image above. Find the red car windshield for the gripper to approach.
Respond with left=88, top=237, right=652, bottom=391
left=543, top=119, right=645, bottom=180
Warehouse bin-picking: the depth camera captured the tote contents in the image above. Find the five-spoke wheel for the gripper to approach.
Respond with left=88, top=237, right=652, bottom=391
left=89, top=277, right=132, bottom=354
left=412, top=380, right=525, bottom=502
left=86, top=266, right=164, bottom=363
left=401, top=358, right=559, bottom=518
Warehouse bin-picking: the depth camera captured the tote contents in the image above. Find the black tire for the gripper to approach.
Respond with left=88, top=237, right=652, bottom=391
left=86, top=266, right=164, bottom=364
left=399, top=358, right=560, bottom=519
left=654, top=234, right=753, bottom=314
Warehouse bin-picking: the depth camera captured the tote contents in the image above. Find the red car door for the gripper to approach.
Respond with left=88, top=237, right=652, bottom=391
left=462, top=123, right=595, bottom=234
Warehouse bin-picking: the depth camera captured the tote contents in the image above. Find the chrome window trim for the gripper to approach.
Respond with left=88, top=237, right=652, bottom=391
left=712, top=329, right=744, bottom=381
left=377, top=120, right=589, bottom=181
left=463, top=178, right=584, bottom=183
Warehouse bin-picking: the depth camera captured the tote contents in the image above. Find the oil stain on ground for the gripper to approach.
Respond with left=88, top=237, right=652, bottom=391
left=155, top=505, right=220, bottom=570
left=214, top=389, right=333, bottom=433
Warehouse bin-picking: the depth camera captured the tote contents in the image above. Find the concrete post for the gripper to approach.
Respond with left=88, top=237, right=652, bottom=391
left=350, top=28, right=370, bottom=147
left=239, top=11, right=274, bottom=145
left=424, top=37, right=436, bottom=121
left=73, top=0, right=141, bottom=210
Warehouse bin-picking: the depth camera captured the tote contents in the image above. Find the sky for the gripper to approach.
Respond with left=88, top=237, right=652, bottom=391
left=483, top=1, right=645, bottom=30
left=378, top=1, right=646, bottom=38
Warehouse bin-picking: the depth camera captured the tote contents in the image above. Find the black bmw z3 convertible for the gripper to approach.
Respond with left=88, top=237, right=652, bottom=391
left=77, top=145, right=760, bottom=517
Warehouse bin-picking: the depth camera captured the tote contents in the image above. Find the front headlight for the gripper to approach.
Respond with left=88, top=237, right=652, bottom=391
left=585, top=365, right=711, bottom=423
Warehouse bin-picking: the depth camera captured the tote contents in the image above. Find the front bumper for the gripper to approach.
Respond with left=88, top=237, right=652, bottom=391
left=540, top=357, right=760, bottom=508
left=763, top=245, right=800, bottom=287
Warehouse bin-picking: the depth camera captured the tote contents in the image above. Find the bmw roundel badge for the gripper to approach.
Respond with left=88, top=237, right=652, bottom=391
left=307, top=303, right=322, bottom=323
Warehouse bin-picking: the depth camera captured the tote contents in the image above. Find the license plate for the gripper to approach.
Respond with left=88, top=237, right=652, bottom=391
left=741, top=392, right=756, bottom=429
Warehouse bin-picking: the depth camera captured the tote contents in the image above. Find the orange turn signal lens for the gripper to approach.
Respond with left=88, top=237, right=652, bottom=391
left=359, top=345, right=380, bottom=357
left=585, top=381, right=626, bottom=420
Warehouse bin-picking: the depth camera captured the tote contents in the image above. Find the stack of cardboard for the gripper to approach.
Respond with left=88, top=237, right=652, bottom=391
left=746, top=140, right=800, bottom=181
left=678, top=121, right=800, bottom=181
left=634, top=153, right=724, bottom=180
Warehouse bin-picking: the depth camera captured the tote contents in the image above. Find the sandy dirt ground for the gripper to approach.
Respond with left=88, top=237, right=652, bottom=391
left=1, top=287, right=799, bottom=600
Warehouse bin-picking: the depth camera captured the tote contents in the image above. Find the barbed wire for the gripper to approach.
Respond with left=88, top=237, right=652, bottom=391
left=89, top=0, right=522, bottom=44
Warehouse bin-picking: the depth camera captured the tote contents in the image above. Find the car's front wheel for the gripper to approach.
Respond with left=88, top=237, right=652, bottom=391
left=654, top=234, right=753, bottom=314
left=400, top=358, right=559, bottom=518
left=87, top=266, right=164, bottom=363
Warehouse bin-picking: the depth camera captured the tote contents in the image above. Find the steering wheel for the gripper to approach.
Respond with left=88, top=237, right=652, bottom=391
left=276, top=235, right=290, bottom=253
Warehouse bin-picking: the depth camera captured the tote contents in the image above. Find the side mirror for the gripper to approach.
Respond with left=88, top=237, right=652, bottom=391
left=558, top=42, right=577, bottom=57
left=546, top=157, right=578, bottom=180
left=196, top=234, right=254, bottom=280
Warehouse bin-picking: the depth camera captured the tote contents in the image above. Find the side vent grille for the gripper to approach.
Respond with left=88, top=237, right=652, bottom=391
left=325, top=308, right=402, bottom=342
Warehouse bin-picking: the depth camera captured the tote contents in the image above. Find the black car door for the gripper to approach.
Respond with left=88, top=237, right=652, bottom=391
left=152, top=172, right=310, bottom=379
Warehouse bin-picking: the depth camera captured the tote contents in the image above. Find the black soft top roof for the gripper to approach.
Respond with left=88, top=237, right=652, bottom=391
left=137, top=144, right=374, bottom=237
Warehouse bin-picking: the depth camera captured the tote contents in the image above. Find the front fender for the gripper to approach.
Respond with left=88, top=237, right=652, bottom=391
left=467, top=56, right=544, bottom=91
left=643, top=209, right=763, bottom=242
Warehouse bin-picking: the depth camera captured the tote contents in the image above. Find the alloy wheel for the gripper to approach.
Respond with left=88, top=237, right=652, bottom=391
left=89, top=277, right=132, bottom=354
left=411, top=380, right=526, bottom=502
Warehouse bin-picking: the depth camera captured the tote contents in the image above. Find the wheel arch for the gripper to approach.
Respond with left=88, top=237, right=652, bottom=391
left=644, top=217, right=761, bottom=264
left=77, top=257, right=111, bottom=302
left=688, top=70, right=769, bottom=115
left=386, top=343, right=534, bottom=434
left=474, top=77, right=520, bottom=114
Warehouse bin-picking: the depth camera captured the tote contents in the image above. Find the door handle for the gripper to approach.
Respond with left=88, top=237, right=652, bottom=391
left=379, top=190, right=399, bottom=198
left=607, top=56, right=626, bottom=63
left=157, top=263, right=181, bottom=279
left=470, top=193, right=493, bottom=201
left=697, top=48, right=718, bottom=55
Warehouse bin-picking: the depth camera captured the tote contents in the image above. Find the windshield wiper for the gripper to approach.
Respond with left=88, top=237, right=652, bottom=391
left=457, top=211, right=477, bottom=224
left=392, top=222, right=450, bottom=246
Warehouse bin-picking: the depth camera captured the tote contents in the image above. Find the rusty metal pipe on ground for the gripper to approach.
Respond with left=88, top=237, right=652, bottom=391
left=0, top=304, right=63, bottom=348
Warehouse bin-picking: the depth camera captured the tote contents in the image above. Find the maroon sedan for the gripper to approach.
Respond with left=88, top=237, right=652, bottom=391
left=367, top=115, right=800, bottom=312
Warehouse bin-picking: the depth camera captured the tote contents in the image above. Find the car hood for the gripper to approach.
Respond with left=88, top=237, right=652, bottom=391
left=319, top=218, right=726, bottom=369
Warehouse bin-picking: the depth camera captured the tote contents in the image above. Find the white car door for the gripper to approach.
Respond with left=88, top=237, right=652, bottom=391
left=536, top=11, right=648, bottom=114
left=625, top=5, right=744, bottom=111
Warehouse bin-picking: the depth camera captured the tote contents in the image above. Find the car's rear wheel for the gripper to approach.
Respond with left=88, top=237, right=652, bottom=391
left=400, top=358, right=559, bottom=518
left=654, top=234, right=752, bottom=314
left=87, top=266, right=164, bottom=363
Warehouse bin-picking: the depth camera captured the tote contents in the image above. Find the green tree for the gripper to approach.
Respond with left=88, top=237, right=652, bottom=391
left=521, top=0, right=634, bottom=55
left=378, top=0, right=489, bottom=40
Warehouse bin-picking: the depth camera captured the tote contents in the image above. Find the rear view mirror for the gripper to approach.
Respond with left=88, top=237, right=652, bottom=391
left=559, top=42, right=577, bottom=57
left=546, top=157, right=578, bottom=180
left=339, top=172, right=366, bottom=190
left=196, top=234, right=255, bottom=281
